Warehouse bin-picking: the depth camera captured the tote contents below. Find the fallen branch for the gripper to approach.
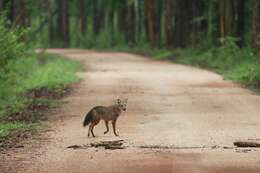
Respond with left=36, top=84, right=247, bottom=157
left=67, top=144, right=90, bottom=149
left=234, top=141, right=260, bottom=148
left=104, top=146, right=126, bottom=150
left=138, top=145, right=218, bottom=150
left=67, top=140, right=125, bottom=150
left=91, top=140, right=124, bottom=148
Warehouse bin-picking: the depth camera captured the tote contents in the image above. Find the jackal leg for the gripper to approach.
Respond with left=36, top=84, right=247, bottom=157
left=88, top=125, right=92, bottom=137
left=104, top=121, right=109, bottom=134
left=90, top=124, right=96, bottom=137
left=112, top=120, right=119, bottom=136
left=90, top=120, right=100, bottom=137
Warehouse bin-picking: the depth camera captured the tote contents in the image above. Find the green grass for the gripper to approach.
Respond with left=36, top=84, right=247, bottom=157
left=21, top=54, right=80, bottom=90
left=0, top=123, right=27, bottom=138
left=0, top=53, right=80, bottom=138
left=171, top=48, right=260, bottom=88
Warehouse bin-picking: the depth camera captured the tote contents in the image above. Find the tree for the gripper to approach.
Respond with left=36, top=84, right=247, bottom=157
left=79, top=0, right=87, bottom=35
left=0, top=0, right=4, bottom=10
left=2, top=0, right=254, bottom=50
left=47, top=0, right=56, bottom=42
left=144, top=0, right=157, bottom=48
left=135, top=0, right=143, bottom=43
left=173, top=0, right=192, bottom=48
left=252, top=0, right=260, bottom=51
left=206, top=0, right=215, bottom=45
left=10, top=0, right=27, bottom=27
left=92, top=0, right=104, bottom=36
left=219, top=0, right=235, bottom=38
left=236, top=0, right=246, bottom=47
left=117, top=0, right=128, bottom=44
left=57, top=0, right=70, bottom=47
left=164, top=0, right=174, bottom=48
left=126, top=1, right=136, bottom=45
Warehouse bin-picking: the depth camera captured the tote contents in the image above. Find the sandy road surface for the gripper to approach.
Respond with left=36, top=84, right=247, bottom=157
left=1, top=49, right=260, bottom=173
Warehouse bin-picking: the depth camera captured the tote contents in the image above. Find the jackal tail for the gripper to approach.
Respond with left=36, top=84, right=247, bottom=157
left=83, top=110, right=93, bottom=127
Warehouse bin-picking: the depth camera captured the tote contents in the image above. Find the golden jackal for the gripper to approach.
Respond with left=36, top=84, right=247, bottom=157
left=83, top=98, right=128, bottom=137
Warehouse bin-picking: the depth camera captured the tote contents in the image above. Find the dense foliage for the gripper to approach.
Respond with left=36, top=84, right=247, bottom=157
left=0, top=0, right=258, bottom=49
left=4, top=0, right=254, bottom=50
left=0, top=15, right=26, bottom=67
left=0, top=1, right=259, bottom=86
left=0, top=14, right=80, bottom=137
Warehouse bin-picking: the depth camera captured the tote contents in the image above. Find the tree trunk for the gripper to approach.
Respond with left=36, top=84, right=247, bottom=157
left=10, top=0, right=27, bottom=27
left=57, top=0, right=70, bottom=47
left=79, top=0, right=87, bottom=35
left=174, top=0, right=189, bottom=48
left=252, top=0, right=260, bottom=51
left=190, top=0, right=206, bottom=46
left=236, top=0, right=245, bottom=47
left=47, top=0, right=55, bottom=42
left=156, top=0, right=163, bottom=48
left=165, top=0, right=174, bottom=48
left=135, top=0, right=142, bottom=43
left=144, top=0, right=157, bottom=48
left=92, top=0, right=98, bottom=35
left=126, top=2, right=136, bottom=45
left=109, top=9, right=115, bottom=46
left=118, top=0, right=128, bottom=41
left=92, top=0, right=104, bottom=36
left=0, top=0, right=4, bottom=10
left=219, top=0, right=235, bottom=38
left=207, top=0, right=214, bottom=45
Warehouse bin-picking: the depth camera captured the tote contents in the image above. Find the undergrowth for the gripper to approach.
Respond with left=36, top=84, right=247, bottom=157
left=0, top=13, right=81, bottom=141
left=0, top=53, right=80, bottom=138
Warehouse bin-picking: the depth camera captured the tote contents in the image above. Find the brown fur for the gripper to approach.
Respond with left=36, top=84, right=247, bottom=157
left=83, top=99, right=128, bottom=137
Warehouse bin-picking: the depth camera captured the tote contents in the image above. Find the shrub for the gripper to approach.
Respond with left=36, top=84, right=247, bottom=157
left=0, top=14, right=27, bottom=68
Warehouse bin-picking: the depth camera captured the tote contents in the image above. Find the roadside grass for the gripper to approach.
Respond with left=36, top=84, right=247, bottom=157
left=171, top=48, right=260, bottom=89
left=0, top=123, right=27, bottom=138
left=0, top=53, right=81, bottom=138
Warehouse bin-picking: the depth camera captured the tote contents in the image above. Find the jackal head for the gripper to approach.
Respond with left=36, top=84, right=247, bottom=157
left=116, top=98, right=128, bottom=111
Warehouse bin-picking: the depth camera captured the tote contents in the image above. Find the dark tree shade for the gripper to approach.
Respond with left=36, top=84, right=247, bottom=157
left=0, top=0, right=4, bottom=10
left=47, top=0, right=55, bottom=42
left=92, top=0, right=104, bottom=36
left=126, top=2, right=136, bottom=45
left=5, top=0, right=256, bottom=50
left=165, top=0, right=174, bottom=48
left=79, top=0, right=87, bottom=35
left=219, top=0, right=235, bottom=37
left=57, top=0, right=69, bottom=47
left=10, top=0, right=27, bottom=27
left=144, top=0, right=158, bottom=48
left=252, top=0, right=260, bottom=51
left=236, top=0, right=246, bottom=47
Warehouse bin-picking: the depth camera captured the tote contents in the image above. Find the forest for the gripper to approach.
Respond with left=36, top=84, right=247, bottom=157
left=0, top=0, right=258, bottom=49
left=0, top=0, right=260, bottom=137
left=0, top=0, right=259, bottom=87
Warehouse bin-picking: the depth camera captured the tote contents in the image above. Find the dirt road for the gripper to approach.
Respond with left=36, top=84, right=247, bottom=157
left=1, top=49, right=260, bottom=173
